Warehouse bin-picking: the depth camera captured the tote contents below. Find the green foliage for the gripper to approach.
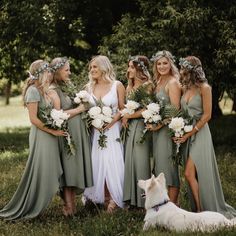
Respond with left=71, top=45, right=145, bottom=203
left=99, top=0, right=236, bottom=117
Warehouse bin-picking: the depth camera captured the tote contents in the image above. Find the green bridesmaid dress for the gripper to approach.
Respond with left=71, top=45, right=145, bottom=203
left=153, top=88, right=180, bottom=188
left=54, top=87, right=93, bottom=191
left=0, top=86, right=63, bottom=220
left=181, top=93, right=236, bottom=219
left=123, top=118, right=151, bottom=208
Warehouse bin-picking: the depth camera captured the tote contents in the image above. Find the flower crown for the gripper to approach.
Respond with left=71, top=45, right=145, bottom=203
left=150, top=51, right=176, bottom=63
left=50, top=57, right=68, bottom=72
left=179, top=58, right=200, bottom=71
left=28, top=63, right=49, bottom=80
left=129, top=56, right=148, bottom=73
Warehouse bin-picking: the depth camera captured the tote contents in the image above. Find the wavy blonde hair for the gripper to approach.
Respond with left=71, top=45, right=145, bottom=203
left=86, top=55, right=116, bottom=92
left=152, top=50, right=180, bottom=85
left=22, top=60, right=50, bottom=104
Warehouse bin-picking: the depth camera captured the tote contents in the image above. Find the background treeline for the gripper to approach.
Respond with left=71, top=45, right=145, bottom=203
left=0, top=0, right=236, bottom=117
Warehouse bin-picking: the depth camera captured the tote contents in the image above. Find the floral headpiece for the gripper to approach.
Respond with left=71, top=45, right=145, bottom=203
left=129, top=56, right=148, bottom=73
left=150, top=50, right=176, bottom=63
left=28, top=63, right=49, bottom=80
left=50, top=57, right=68, bottom=72
left=179, top=58, right=200, bottom=71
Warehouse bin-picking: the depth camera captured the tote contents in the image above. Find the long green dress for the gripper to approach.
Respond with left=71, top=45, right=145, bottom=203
left=181, top=93, right=236, bottom=219
left=153, top=88, right=180, bottom=188
left=54, top=87, right=93, bottom=191
left=123, top=114, right=151, bottom=208
left=0, top=86, right=63, bottom=220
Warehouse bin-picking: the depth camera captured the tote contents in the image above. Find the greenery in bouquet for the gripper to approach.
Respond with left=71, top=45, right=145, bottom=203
left=38, top=105, right=76, bottom=156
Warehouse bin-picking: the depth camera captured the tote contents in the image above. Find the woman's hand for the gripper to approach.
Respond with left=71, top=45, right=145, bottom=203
left=50, top=129, right=68, bottom=137
left=146, top=123, right=163, bottom=131
left=121, top=117, right=129, bottom=128
left=104, top=121, right=115, bottom=130
left=173, top=133, right=190, bottom=144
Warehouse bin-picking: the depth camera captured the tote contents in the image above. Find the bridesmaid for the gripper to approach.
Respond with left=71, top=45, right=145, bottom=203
left=123, top=55, right=153, bottom=209
left=49, top=57, right=93, bottom=216
left=147, top=50, right=181, bottom=204
left=83, top=55, right=125, bottom=213
left=177, top=56, right=236, bottom=218
left=0, top=60, right=65, bottom=220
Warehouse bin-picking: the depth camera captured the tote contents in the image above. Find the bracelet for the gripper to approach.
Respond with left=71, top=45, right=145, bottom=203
left=194, top=126, right=199, bottom=131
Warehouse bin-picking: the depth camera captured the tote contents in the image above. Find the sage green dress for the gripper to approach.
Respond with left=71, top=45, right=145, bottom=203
left=181, top=93, right=236, bottom=219
left=54, top=87, right=93, bottom=191
left=123, top=118, right=151, bottom=208
left=152, top=88, right=180, bottom=188
left=0, top=86, right=63, bottom=220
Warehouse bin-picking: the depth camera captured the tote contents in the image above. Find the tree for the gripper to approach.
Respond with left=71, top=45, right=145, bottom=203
left=99, top=0, right=236, bottom=117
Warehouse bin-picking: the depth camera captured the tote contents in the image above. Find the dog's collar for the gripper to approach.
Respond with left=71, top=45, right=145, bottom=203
left=152, top=200, right=169, bottom=212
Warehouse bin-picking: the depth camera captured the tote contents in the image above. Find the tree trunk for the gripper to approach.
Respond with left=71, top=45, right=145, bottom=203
left=211, top=84, right=223, bottom=119
left=232, top=93, right=236, bottom=112
left=5, top=79, right=12, bottom=105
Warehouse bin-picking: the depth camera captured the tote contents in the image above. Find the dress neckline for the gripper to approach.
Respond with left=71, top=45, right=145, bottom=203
left=92, top=81, right=116, bottom=101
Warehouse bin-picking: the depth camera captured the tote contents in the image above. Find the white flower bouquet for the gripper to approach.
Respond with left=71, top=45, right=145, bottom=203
left=119, top=100, right=140, bottom=116
left=88, top=104, right=113, bottom=149
left=73, top=90, right=91, bottom=105
left=39, top=106, right=75, bottom=156
left=168, top=116, right=193, bottom=165
left=139, top=102, right=163, bottom=143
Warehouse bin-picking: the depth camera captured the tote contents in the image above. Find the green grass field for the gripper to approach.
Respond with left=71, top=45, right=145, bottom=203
left=0, top=96, right=236, bottom=235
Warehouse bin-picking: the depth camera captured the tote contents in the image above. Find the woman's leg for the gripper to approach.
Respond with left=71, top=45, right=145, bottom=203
left=168, top=186, right=179, bottom=205
left=184, top=157, right=201, bottom=212
left=62, top=187, right=74, bottom=216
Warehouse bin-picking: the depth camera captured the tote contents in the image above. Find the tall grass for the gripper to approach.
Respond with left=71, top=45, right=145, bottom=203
left=0, top=112, right=236, bottom=235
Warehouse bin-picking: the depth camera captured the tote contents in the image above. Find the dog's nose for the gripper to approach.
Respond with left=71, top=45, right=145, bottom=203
left=141, top=193, right=146, bottom=198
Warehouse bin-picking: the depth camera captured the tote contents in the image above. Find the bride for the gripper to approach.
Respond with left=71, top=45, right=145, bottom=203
left=83, top=55, right=125, bottom=213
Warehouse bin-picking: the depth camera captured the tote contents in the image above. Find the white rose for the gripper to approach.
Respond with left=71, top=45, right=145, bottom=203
left=120, top=108, right=134, bottom=116
left=77, top=90, right=90, bottom=102
left=147, top=103, right=160, bottom=113
left=104, top=116, right=113, bottom=123
left=125, top=100, right=140, bottom=111
left=184, top=125, right=193, bottom=133
left=142, top=110, right=153, bottom=120
left=152, top=114, right=162, bottom=123
left=88, top=106, right=102, bottom=118
left=102, top=106, right=112, bottom=117
left=74, top=96, right=81, bottom=104
left=54, top=118, right=64, bottom=128
left=92, top=118, right=104, bottom=129
left=168, top=117, right=185, bottom=132
left=50, top=109, right=61, bottom=120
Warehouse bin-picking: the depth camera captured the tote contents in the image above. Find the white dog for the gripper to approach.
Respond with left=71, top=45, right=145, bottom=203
left=138, top=173, right=236, bottom=232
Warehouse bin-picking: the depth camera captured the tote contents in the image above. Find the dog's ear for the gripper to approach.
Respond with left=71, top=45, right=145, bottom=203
left=157, top=172, right=166, bottom=187
left=138, top=180, right=146, bottom=189
left=147, top=176, right=156, bottom=191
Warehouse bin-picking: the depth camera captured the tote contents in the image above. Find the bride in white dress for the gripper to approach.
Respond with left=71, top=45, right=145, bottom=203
left=83, top=55, right=125, bottom=212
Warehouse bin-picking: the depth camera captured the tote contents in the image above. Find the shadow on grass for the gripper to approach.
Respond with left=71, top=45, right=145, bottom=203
left=0, top=127, right=29, bottom=152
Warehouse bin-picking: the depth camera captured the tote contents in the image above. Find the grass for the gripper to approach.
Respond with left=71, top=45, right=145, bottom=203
left=0, top=96, right=236, bottom=235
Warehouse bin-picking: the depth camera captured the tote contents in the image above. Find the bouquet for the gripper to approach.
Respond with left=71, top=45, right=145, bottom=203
left=88, top=103, right=113, bottom=149
left=168, top=115, right=193, bottom=165
left=139, top=102, right=163, bottom=143
left=118, top=100, right=141, bottom=144
left=39, top=106, right=75, bottom=156
left=73, top=90, right=91, bottom=107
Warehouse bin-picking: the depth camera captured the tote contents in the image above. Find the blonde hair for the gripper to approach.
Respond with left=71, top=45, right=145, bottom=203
left=86, top=55, right=116, bottom=92
left=22, top=60, right=50, bottom=104
left=152, top=50, right=180, bottom=85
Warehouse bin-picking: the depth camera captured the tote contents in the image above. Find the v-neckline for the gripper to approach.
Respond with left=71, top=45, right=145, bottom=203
left=183, top=93, right=199, bottom=105
left=92, top=82, right=114, bottom=101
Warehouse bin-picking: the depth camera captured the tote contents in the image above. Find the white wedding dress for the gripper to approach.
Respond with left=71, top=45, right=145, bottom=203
left=84, top=81, right=124, bottom=208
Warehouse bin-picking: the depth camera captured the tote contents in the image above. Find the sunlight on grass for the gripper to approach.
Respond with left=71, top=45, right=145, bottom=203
left=0, top=96, right=30, bottom=130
